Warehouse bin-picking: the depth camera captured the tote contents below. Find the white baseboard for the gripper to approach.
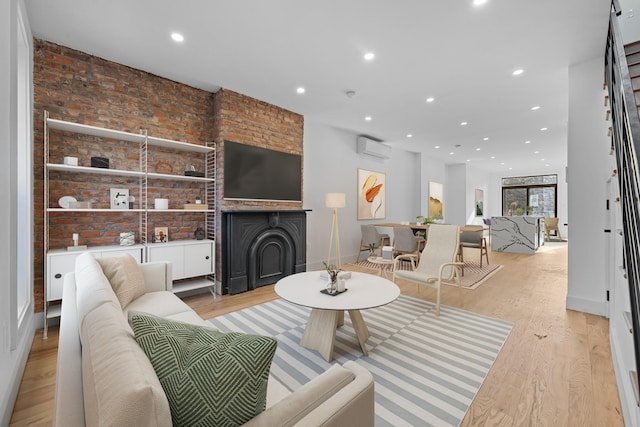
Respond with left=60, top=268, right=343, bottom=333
left=565, top=295, right=606, bottom=316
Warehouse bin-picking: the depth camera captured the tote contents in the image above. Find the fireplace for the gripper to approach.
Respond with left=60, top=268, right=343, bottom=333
left=221, top=210, right=309, bottom=294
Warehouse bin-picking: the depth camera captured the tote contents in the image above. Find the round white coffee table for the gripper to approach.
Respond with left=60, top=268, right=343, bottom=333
left=275, top=271, right=400, bottom=361
left=367, top=256, right=394, bottom=278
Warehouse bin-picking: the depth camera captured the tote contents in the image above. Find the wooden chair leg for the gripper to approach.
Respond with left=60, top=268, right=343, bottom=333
left=457, top=244, right=465, bottom=276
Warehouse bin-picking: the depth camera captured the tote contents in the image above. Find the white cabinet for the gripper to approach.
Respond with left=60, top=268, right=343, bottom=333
left=147, top=240, right=215, bottom=293
left=45, top=245, right=145, bottom=319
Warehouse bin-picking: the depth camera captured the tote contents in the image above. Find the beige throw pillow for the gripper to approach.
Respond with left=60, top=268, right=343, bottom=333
left=97, top=254, right=146, bottom=308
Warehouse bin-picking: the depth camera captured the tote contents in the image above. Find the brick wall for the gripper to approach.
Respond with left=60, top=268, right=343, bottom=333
left=33, top=40, right=304, bottom=312
left=212, top=88, right=304, bottom=280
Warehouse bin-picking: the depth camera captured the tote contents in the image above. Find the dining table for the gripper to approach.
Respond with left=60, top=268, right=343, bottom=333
left=373, top=222, right=487, bottom=233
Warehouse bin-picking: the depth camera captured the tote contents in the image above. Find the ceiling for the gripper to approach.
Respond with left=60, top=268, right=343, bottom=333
left=25, top=0, right=613, bottom=173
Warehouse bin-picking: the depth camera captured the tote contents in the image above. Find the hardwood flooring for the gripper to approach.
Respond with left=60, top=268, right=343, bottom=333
left=9, top=243, right=624, bottom=426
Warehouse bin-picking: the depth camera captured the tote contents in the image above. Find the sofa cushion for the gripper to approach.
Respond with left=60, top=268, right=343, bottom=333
left=131, top=314, right=278, bottom=427
left=97, top=254, right=146, bottom=308
left=124, top=291, right=207, bottom=326
left=81, top=301, right=172, bottom=427
left=75, top=252, right=122, bottom=341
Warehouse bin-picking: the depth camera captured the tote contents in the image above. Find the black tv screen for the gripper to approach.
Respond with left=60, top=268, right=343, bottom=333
left=224, top=140, right=302, bottom=202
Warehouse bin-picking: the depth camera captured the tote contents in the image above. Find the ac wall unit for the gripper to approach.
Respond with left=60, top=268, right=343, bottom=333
left=356, top=136, right=391, bottom=159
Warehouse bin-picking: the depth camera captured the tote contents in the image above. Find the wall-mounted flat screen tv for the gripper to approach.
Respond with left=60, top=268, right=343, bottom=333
left=224, top=140, right=302, bottom=202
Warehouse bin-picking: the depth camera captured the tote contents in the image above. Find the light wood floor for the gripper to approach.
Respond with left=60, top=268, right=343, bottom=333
left=9, top=243, right=624, bottom=426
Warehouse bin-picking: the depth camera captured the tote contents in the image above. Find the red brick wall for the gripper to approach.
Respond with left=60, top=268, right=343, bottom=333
left=32, top=40, right=304, bottom=312
left=33, top=39, right=214, bottom=312
left=212, top=89, right=304, bottom=279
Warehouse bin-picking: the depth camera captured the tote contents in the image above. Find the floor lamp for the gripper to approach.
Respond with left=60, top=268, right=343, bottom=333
left=326, top=193, right=346, bottom=268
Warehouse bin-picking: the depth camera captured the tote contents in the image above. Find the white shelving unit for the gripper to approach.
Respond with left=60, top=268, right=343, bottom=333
left=43, top=111, right=216, bottom=338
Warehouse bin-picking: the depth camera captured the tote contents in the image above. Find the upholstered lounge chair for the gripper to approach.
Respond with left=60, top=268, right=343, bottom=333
left=392, top=224, right=463, bottom=316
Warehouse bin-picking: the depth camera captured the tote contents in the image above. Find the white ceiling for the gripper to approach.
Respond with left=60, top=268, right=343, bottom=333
left=25, top=0, right=613, bottom=173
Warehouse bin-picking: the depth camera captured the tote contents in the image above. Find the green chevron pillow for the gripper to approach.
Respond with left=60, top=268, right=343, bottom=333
left=131, top=314, right=278, bottom=427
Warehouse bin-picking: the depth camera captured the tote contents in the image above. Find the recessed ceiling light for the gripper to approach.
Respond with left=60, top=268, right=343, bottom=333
left=525, top=140, right=531, bottom=144
left=473, top=0, right=488, bottom=5
left=500, top=162, right=505, bottom=165
left=296, top=87, right=305, bottom=94
left=540, top=127, right=548, bottom=131
left=540, top=158, right=545, bottom=161
left=509, top=167, right=513, bottom=170
left=531, top=105, right=541, bottom=111
left=435, top=145, right=440, bottom=149
left=483, top=137, right=489, bottom=141
left=364, top=52, right=375, bottom=61
left=512, top=69, right=524, bottom=76
left=466, top=159, right=471, bottom=162
left=407, top=134, right=413, bottom=138
left=534, top=150, right=540, bottom=154
left=545, top=164, right=550, bottom=167
left=476, top=148, right=481, bottom=151
left=449, top=152, right=455, bottom=155
left=426, top=97, right=435, bottom=103
left=490, top=156, right=496, bottom=159
left=460, top=121, right=468, bottom=126
left=365, top=116, right=372, bottom=121
left=171, top=32, right=184, bottom=42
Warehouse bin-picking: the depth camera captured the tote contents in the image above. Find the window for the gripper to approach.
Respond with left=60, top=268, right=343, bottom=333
left=12, top=2, right=33, bottom=349
left=501, top=174, right=557, bottom=217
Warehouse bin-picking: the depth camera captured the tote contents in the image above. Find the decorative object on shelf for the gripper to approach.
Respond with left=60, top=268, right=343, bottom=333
left=119, top=232, right=135, bottom=246
left=154, top=198, right=169, bottom=210
left=68, top=201, right=91, bottom=209
left=183, top=203, right=207, bottom=210
left=325, top=192, right=346, bottom=268
left=184, top=165, right=205, bottom=177
left=90, top=156, right=109, bottom=168
left=357, top=169, right=385, bottom=220
left=63, top=156, right=78, bottom=166
left=58, top=195, right=77, bottom=209
left=154, top=227, right=169, bottom=243
left=195, top=196, right=202, bottom=204
left=110, top=188, right=129, bottom=210
left=67, top=232, right=87, bottom=252
left=126, top=195, right=136, bottom=209
left=194, top=226, right=205, bottom=240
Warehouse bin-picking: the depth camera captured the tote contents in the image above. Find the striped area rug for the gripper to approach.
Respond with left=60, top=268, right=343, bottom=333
left=208, top=295, right=512, bottom=426
left=351, top=260, right=503, bottom=289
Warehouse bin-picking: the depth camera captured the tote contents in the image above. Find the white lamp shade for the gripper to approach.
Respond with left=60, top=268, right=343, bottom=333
left=325, top=193, right=346, bottom=208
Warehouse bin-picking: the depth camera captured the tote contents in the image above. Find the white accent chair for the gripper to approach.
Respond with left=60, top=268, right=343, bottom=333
left=392, top=224, right=463, bottom=316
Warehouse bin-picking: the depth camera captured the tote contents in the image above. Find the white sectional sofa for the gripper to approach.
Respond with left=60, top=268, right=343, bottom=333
left=53, top=252, right=375, bottom=426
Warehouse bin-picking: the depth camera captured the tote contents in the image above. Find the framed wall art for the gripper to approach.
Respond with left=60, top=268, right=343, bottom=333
left=475, top=189, right=484, bottom=216
left=428, top=181, right=443, bottom=218
left=154, top=226, right=169, bottom=243
left=358, top=168, right=386, bottom=220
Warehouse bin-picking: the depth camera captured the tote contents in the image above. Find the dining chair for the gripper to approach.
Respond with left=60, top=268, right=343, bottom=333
left=392, top=227, right=426, bottom=260
left=392, top=224, right=463, bottom=316
left=544, top=217, right=562, bottom=241
left=457, top=229, right=489, bottom=275
left=356, top=225, right=391, bottom=262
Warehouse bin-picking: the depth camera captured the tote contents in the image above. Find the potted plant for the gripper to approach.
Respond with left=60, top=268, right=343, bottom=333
left=431, top=213, right=443, bottom=224
left=323, top=261, right=341, bottom=294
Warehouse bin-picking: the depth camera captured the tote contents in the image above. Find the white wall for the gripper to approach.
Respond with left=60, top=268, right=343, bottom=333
left=566, top=57, right=611, bottom=315
left=0, top=0, right=35, bottom=423
left=303, top=120, right=421, bottom=269
left=618, top=0, right=640, bottom=43
left=445, top=164, right=466, bottom=225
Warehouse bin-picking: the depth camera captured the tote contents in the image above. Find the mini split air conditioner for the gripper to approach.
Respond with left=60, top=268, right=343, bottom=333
left=356, top=136, right=391, bottom=159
